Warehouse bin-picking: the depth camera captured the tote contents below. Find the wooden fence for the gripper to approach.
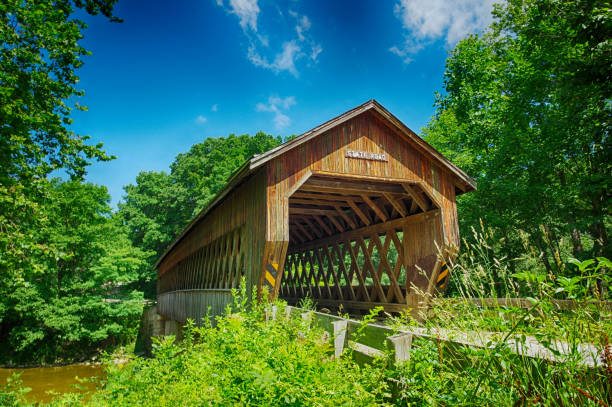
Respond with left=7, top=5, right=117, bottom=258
left=277, top=306, right=603, bottom=368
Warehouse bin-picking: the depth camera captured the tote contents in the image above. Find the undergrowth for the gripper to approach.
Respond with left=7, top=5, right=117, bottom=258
left=2, top=229, right=610, bottom=406
left=388, top=225, right=611, bottom=405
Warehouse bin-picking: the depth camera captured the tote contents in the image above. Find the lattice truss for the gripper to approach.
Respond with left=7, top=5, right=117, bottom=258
left=158, top=226, right=244, bottom=294
left=279, top=176, right=439, bottom=308
left=280, top=230, right=408, bottom=304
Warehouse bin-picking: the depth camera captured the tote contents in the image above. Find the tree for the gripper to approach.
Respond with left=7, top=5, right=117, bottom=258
left=116, top=171, right=192, bottom=298
left=424, top=0, right=611, bottom=269
left=0, top=0, right=152, bottom=363
left=0, top=0, right=119, bottom=183
left=1, top=0, right=120, bottom=281
left=0, top=180, right=147, bottom=364
left=170, top=132, right=283, bottom=211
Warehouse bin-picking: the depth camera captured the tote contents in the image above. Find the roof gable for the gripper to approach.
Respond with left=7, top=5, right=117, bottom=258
left=249, top=99, right=476, bottom=192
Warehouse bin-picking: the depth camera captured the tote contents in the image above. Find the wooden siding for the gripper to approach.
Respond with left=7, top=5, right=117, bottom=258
left=265, top=111, right=461, bottom=247
left=156, top=169, right=267, bottom=321
left=263, top=110, right=463, bottom=313
left=279, top=210, right=443, bottom=312
left=157, top=289, right=232, bottom=323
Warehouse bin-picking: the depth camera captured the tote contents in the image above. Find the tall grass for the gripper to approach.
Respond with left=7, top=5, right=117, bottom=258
left=391, top=223, right=612, bottom=405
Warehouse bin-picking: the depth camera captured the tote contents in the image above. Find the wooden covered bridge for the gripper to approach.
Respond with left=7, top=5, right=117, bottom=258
left=154, top=100, right=476, bottom=323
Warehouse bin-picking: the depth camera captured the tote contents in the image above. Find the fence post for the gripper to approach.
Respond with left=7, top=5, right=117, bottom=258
left=332, top=320, right=348, bottom=358
left=388, top=332, right=413, bottom=363
left=265, top=305, right=278, bottom=321
left=301, top=311, right=313, bottom=324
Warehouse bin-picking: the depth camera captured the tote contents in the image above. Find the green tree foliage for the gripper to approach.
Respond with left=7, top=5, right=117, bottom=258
left=424, top=0, right=611, bottom=270
left=0, top=180, right=147, bottom=364
left=0, top=0, right=118, bottom=184
left=170, top=132, right=283, bottom=211
left=0, top=0, right=149, bottom=364
left=117, top=132, right=283, bottom=296
left=1, top=0, right=119, bottom=271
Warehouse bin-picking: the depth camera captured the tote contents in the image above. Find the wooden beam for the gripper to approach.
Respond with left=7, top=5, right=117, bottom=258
left=280, top=297, right=409, bottom=313
left=345, top=241, right=371, bottom=302
left=292, top=192, right=364, bottom=203
left=389, top=206, right=398, bottom=218
left=326, top=214, right=345, bottom=233
left=322, top=245, right=344, bottom=301
left=291, top=228, right=306, bottom=243
left=302, top=177, right=405, bottom=194
left=333, top=205, right=357, bottom=229
left=409, top=198, right=418, bottom=214
left=290, top=198, right=352, bottom=207
left=290, top=207, right=341, bottom=217
left=357, top=236, right=387, bottom=302
left=382, top=192, right=407, bottom=217
left=284, top=170, right=312, bottom=198
left=293, top=221, right=314, bottom=241
left=371, top=233, right=404, bottom=303
left=347, top=199, right=371, bottom=226
left=313, top=215, right=333, bottom=236
left=374, top=197, right=390, bottom=220
left=330, top=243, right=356, bottom=301
left=314, top=249, right=334, bottom=299
left=361, top=195, right=388, bottom=222
left=412, top=181, right=441, bottom=209
left=402, top=184, right=428, bottom=212
left=288, top=210, right=440, bottom=252
left=300, top=216, right=324, bottom=239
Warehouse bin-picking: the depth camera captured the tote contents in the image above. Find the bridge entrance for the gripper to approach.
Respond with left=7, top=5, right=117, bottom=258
left=278, top=173, right=448, bottom=314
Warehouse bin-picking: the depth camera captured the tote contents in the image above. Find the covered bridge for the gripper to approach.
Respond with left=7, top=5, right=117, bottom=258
left=154, top=100, right=476, bottom=323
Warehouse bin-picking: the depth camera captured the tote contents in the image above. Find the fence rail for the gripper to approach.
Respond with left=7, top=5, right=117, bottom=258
left=278, top=306, right=603, bottom=368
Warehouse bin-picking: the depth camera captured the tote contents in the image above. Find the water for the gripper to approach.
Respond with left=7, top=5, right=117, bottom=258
left=0, top=364, right=104, bottom=404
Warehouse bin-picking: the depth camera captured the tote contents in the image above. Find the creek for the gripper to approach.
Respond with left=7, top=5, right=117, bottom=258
left=0, top=364, right=104, bottom=404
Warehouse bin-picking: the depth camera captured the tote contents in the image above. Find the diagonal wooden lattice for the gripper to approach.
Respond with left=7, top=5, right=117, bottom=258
left=279, top=227, right=408, bottom=307
left=158, top=226, right=244, bottom=294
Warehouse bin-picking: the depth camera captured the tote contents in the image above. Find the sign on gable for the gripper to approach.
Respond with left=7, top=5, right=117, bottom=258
left=345, top=149, right=388, bottom=162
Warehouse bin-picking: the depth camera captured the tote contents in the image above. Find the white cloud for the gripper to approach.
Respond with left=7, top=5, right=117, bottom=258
left=295, top=15, right=311, bottom=41
left=228, top=0, right=260, bottom=31
left=217, top=2, right=321, bottom=76
left=256, top=96, right=296, bottom=129
left=390, top=0, right=496, bottom=63
left=195, top=115, right=207, bottom=124
left=249, top=41, right=301, bottom=76
left=269, top=95, right=296, bottom=110
left=310, top=43, right=322, bottom=62
left=211, top=104, right=218, bottom=112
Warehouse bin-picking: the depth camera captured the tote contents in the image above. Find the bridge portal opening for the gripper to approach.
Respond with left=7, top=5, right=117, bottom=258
left=279, top=173, right=445, bottom=315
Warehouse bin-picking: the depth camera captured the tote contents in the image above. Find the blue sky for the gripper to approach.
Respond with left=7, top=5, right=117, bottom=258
left=73, top=0, right=496, bottom=207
